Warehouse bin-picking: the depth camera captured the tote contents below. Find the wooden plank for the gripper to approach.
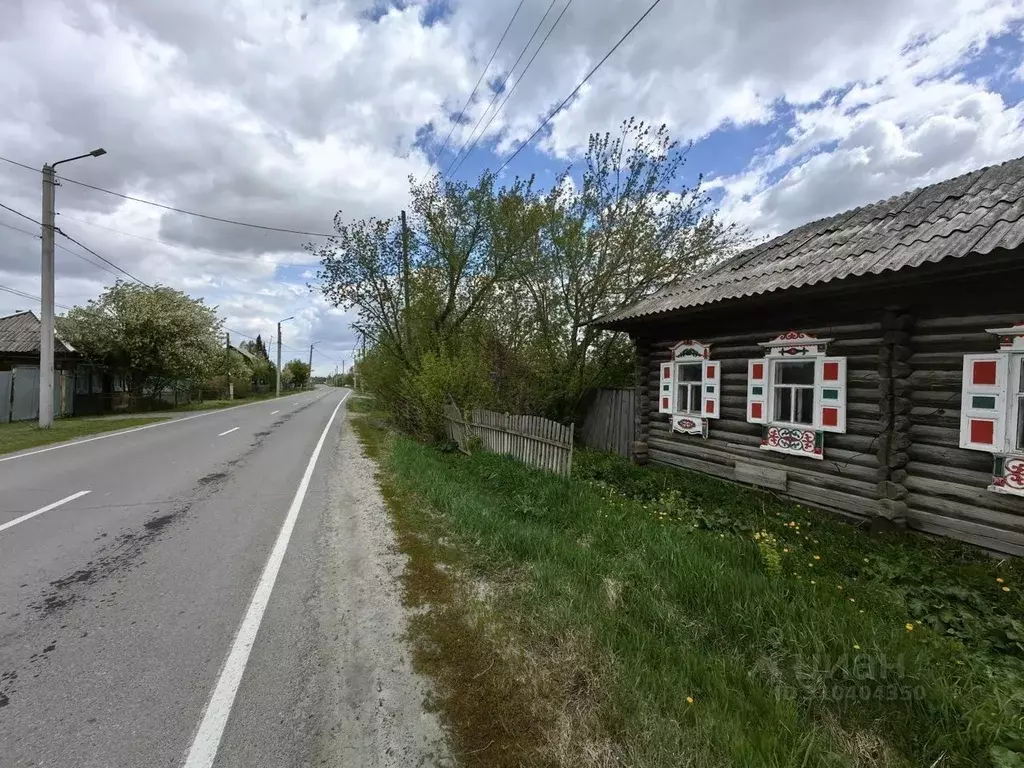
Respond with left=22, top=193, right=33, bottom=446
left=734, top=462, right=788, bottom=491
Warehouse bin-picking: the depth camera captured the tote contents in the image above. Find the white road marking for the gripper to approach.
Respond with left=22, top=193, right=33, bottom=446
left=0, top=490, right=91, bottom=534
left=217, top=427, right=239, bottom=437
left=0, top=390, right=334, bottom=464
left=270, top=410, right=279, bottom=415
left=182, top=390, right=350, bottom=768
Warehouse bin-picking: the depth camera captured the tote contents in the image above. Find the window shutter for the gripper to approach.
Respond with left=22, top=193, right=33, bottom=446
left=702, top=360, right=720, bottom=419
left=659, top=362, right=674, bottom=414
left=747, top=359, right=766, bottom=424
left=959, top=354, right=1007, bottom=452
left=815, top=356, right=847, bottom=433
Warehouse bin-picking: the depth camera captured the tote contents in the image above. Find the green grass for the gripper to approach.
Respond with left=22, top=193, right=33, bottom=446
left=0, top=416, right=168, bottom=455
left=354, top=417, right=1024, bottom=768
left=163, top=391, right=294, bottom=412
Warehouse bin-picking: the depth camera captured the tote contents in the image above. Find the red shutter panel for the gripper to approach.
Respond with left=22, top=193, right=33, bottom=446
left=747, top=359, right=766, bottom=424
left=659, top=362, right=674, bottom=414
left=815, top=356, right=847, bottom=433
left=702, top=361, right=720, bottom=419
left=959, top=354, right=1006, bottom=452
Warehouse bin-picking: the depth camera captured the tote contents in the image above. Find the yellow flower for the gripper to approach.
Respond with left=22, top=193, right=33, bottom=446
left=813, top=555, right=821, bottom=561
left=1003, top=586, right=1011, bottom=592
left=905, top=623, right=914, bottom=631
left=837, top=585, right=844, bottom=590
left=996, top=577, right=1004, bottom=583
left=783, top=548, right=789, bottom=553
left=810, top=580, right=816, bottom=584
left=863, top=558, right=870, bottom=563
left=849, top=598, right=856, bottom=602
left=853, top=644, right=861, bottom=650
left=686, top=696, right=694, bottom=704
left=859, top=609, right=865, bottom=614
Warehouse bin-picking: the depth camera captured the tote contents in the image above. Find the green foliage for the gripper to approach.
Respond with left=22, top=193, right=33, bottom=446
left=314, top=119, right=746, bottom=437
left=58, top=281, right=222, bottom=396
left=283, top=358, right=311, bottom=388
left=367, top=425, right=1024, bottom=767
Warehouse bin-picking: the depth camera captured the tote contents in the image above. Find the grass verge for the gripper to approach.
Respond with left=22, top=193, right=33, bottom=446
left=0, top=416, right=167, bottom=455
left=352, top=412, right=1024, bottom=768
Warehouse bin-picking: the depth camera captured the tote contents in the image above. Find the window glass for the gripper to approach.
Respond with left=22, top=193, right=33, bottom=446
left=679, top=364, right=702, bottom=382
left=774, top=387, right=792, bottom=422
left=796, top=388, right=814, bottom=425
left=776, top=361, right=815, bottom=385
left=675, top=363, right=702, bottom=414
left=1018, top=357, right=1024, bottom=450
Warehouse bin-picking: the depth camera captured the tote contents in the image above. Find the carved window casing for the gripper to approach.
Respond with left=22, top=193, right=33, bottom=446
left=658, top=341, right=720, bottom=437
left=746, top=331, right=848, bottom=460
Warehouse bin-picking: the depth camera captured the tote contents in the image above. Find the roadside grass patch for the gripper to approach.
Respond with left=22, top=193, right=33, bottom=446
left=354, top=416, right=1024, bottom=767
left=0, top=416, right=167, bottom=455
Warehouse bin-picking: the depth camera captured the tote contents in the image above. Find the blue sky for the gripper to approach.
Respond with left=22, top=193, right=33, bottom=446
left=1, top=0, right=1023, bottom=374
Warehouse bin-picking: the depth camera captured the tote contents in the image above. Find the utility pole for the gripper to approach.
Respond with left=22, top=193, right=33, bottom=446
left=225, top=331, right=233, bottom=400
left=38, top=147, right=106, bottom=428
left=307, top=343, right=314, bottom=391
left=39, top=164, right=56, bottom=428
left=276, top=322, right=283, bottom=397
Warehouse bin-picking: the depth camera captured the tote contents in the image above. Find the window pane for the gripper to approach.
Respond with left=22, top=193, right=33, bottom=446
left=1019, top=358, right=1024, bottom=394
left=676, top=383, right=685, bottom=411
left=776, top=361, right=815, bottom=385
left=1018, top=396, right=1024, bottom=451
left=775, top=387, right=792, bottom=422
left=679, top=363, right=702, bottom=382
left=689, top=384, right=702, bottom=412
left=795, top=388, right=815, bottom=425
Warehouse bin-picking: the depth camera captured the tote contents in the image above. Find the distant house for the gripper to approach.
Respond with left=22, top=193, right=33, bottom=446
left=0, top=310, right=78, bottom=421
left=597, top=156, right=1024, bottom=556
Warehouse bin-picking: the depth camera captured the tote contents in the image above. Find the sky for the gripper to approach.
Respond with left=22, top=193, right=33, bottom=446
left=1, top=0, right=1023, bottom=375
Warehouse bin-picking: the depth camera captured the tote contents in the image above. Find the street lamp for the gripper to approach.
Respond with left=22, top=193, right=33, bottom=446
left=39, top=148, right=106, bottom=428
left=276, top=316, right=294, bottom=397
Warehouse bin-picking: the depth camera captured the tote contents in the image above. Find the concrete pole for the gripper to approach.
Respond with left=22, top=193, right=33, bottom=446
left=307, top=344, right=314, bottom=390
left=276, top=322, right=282, bottom=397
left=226, top=331, right=233, bottom=400
left=39, top=164, right=56, bottom=428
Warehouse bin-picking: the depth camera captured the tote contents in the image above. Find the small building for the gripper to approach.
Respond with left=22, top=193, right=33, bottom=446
left=597, top=157, right=1024, bottom=557
left=0, top=310, right=78, bottom=421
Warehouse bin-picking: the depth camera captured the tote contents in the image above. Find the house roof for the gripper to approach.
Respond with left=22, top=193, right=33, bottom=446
left=230, top=344, right=257, bottom=365
left=0, top=310, right=76, bottom=355
left=597, top=155, right=1024, bottom=326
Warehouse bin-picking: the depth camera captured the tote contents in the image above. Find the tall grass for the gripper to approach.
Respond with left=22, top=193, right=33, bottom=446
left=362, top=421, right=1024, bottom=767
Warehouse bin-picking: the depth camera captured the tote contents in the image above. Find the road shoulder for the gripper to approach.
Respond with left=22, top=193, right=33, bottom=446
left=317, top=410, right=451, bottom=767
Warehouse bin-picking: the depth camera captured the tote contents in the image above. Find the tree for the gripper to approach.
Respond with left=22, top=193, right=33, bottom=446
left=58, top=281, right=222, bottom=397
left=283, top=358, right=311, bottom=389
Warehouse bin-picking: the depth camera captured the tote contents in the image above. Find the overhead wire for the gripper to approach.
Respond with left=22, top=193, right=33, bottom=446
left=443, top=0, right=561, bottom=179
left=447, top=0, right=573, bottom=180
left=0, top=283, right=73, bottom=311
left=420, top=0, right=526, bottom=182
left=495, top=0, right=667, bottom=176
left=0, top=155, right=333, bottom=237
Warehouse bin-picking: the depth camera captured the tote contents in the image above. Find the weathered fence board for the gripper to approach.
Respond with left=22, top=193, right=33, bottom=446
left=443, top=399, right=574, bottom=477
left=580, top=388, right=635, bottom=457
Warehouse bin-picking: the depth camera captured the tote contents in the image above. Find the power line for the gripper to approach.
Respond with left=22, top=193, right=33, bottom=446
left=448, top=0, right=573, bottom=180
left=0, top=201, right=42, bottom=227
left=495, top=0, right=667, bottom=176
left=0, top=155, right=334, bottom=238
left=420, top=0, right=526, bottom=182
left=57, top=213, right=313, bottom=267
left=0, top=219, right=37, bottom=238
left=443, top=0, right=560, bottom=179
left=0, top=284, right=72, bottom=311
left=54, top=229, right=151, bottom=288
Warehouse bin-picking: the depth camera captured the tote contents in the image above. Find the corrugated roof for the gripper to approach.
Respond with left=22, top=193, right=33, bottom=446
left=0, top=311, right=76, bottom=355
left=597, top=155, right=1024, bottom=325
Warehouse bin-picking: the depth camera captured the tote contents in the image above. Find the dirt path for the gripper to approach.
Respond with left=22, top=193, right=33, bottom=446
left=316, top=412, right=451, bottom=766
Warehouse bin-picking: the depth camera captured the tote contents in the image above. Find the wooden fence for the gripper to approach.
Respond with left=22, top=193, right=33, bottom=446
left=443, top=398, right=574, bottom=477
left=579, top=388, right=634, bottom=457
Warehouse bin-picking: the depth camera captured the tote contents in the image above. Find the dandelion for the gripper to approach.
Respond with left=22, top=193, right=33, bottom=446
left=905, top=623, right=915, bottom=631
left=783, top=548, right=789, bottom=553
left=810, top=580, right=816, bottom=584
left=838, top=585, right=844, bottom=590
left=996, top=577, right=1004, bottom=583
left=813, top=555, right=821, bottom=561
left=859, top=609, right=865, bottom=614
left=1003, top=586, right=1011, bottom=592
left=853, top=644, right=861, bottom=650
left=864, top=558, right=870, bottom=563
left=686, top=696, right=694, bottom=704
left=849, top=598, right=856, bottom=603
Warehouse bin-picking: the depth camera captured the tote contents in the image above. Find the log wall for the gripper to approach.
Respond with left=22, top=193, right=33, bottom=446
left=627, top=256, right=1024, bottom=556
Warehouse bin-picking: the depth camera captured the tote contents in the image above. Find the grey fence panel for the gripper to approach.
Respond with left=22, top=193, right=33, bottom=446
left=11, top=366, right=40, bottom=422
left=580, top=388, right=635, bottom=457
left=445, top=400, right=573, bottom=477
left=0, top=372, right=11, bottom=423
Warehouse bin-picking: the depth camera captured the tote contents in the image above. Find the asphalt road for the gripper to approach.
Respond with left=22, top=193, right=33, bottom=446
left=0, top=387, right=391, bottom=767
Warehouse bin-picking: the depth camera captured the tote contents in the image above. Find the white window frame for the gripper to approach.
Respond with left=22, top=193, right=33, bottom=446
left=769, top=359, right=817, bottom=429
left=1012, top=354, right=1024, bottom=454
left=674, top=360, right=703, bottom=416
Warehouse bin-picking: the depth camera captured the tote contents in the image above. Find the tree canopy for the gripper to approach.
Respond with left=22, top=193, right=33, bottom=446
left=311, top=120, right=744, bottom=438
left=58, top=281, right=223, bottom=396
left=284, top=359, right=311, bottom=389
